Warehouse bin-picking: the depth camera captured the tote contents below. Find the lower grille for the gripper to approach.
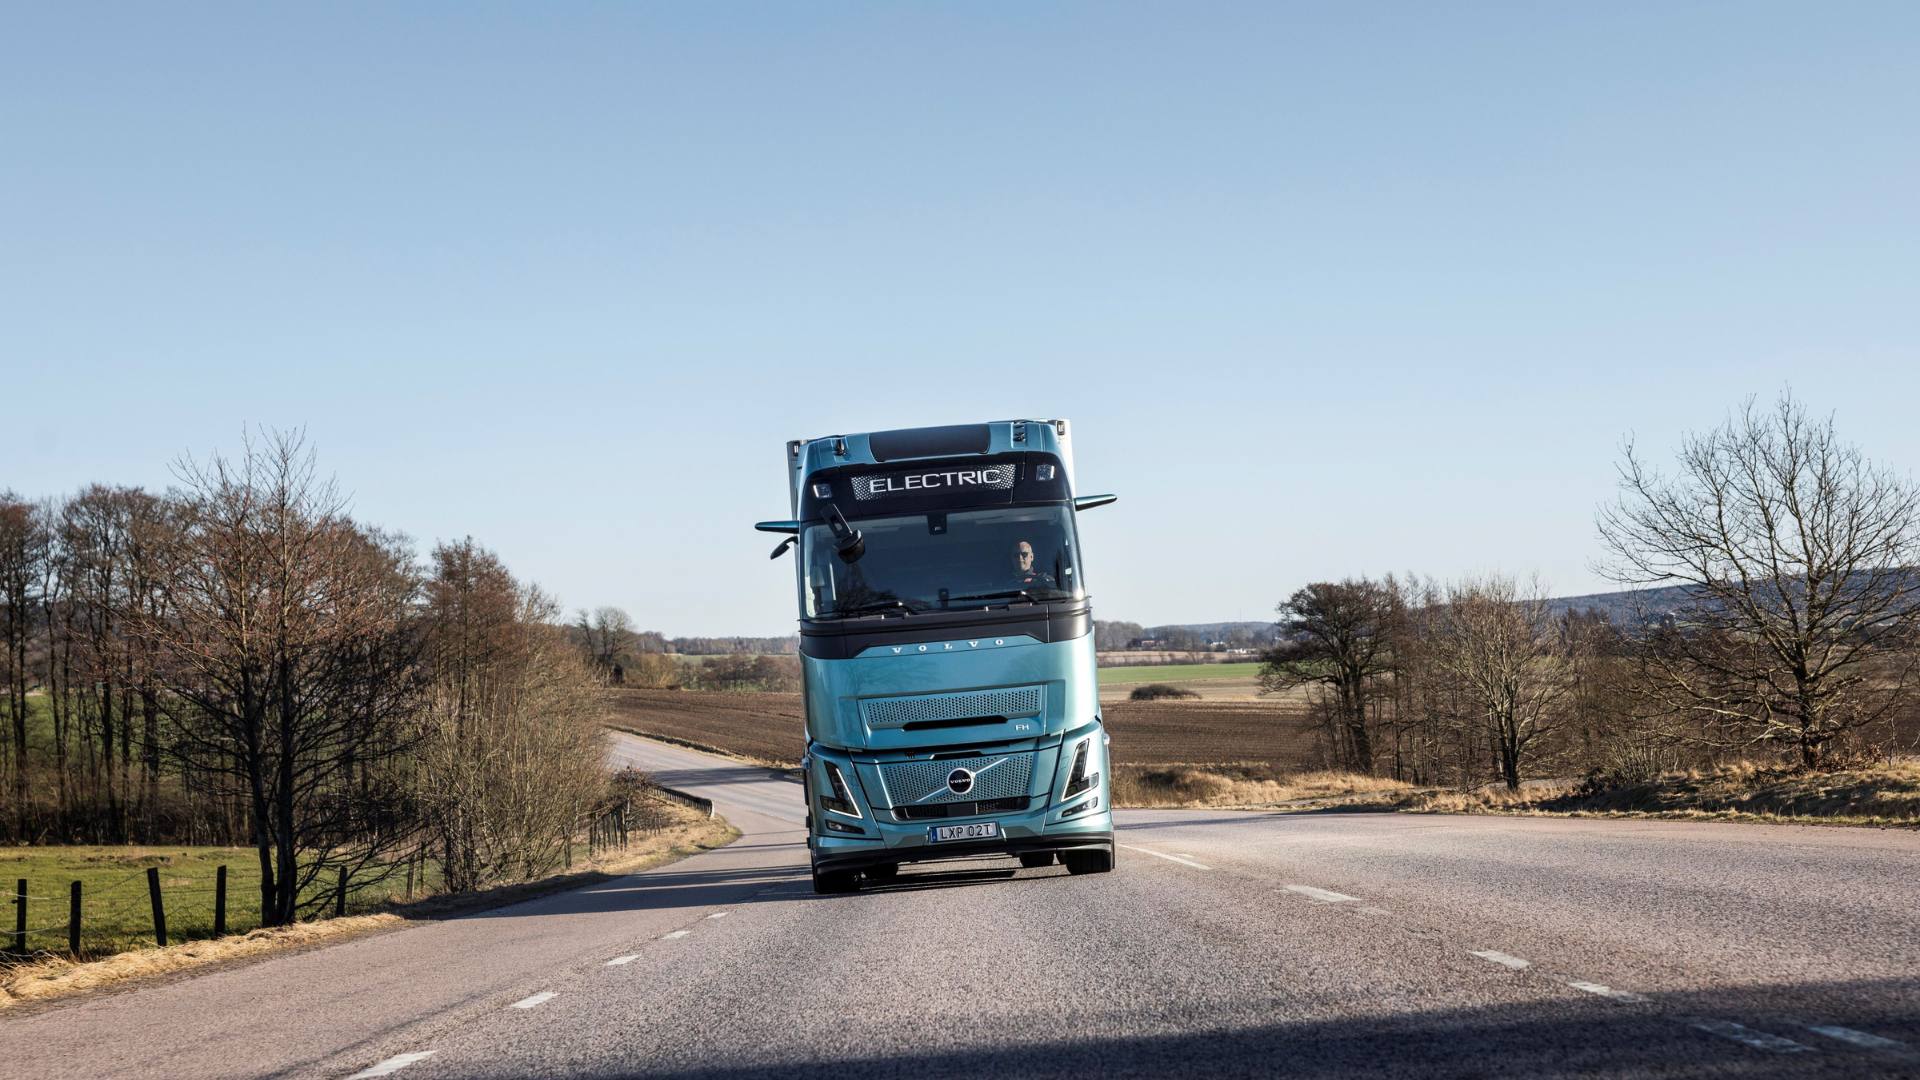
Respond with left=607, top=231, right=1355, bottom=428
left=895, top=797, right=1029, bottom=821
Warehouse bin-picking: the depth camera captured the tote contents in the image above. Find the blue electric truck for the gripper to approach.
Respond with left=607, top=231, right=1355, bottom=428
left=758, top=419, right=1118, bottom=893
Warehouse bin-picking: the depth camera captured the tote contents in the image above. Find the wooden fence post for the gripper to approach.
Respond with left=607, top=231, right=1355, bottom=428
left=404, top=854, right=415, bottom=900
left=69, top=880, right=82, bottom=955
left=12, top=878, right=26, bottom=952
left=213, top=866, right=227, bottom=937
left=334, top=868, right=347, bottom=919
left=146, top=867, right=168, bottom=947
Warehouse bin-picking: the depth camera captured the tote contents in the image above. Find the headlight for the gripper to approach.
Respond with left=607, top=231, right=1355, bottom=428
left=1063, top=737, right=1099, bottom=799
left=821, top=760, right=862, bottom=818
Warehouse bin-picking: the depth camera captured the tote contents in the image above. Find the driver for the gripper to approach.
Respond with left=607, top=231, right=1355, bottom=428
left=1012, top=539, right=1057, bottom=589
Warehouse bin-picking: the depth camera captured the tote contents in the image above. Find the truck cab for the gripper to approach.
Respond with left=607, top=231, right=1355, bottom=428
left=758, top=420, right=1117, bottom=893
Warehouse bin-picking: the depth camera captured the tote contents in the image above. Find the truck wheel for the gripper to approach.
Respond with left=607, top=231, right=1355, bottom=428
left=863, top=863, right=900, bottom=882
left=1063, top=848, right=1114, bottom=875
left=812, top=867, right=860, bottom=894
left=1018, top=853, right=1055, bottom=868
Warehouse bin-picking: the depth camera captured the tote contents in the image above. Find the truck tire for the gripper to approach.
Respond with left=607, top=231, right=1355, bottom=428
left=863, top=863, right=900, bottom=882
left=812, top=866, right=860, bottom=894
left=1063, top=848, right=1114, bottom=875
left=1018, top=853, right=1055, bottom=868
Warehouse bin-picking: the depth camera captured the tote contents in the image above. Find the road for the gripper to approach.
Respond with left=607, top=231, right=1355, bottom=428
left=4, top=732, right=1917, bottom=1079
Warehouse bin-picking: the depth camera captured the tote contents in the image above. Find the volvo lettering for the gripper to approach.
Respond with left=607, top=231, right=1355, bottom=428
left=757, top=420, right=1118, bottom=892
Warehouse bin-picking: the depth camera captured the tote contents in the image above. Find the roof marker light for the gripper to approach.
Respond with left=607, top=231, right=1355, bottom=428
left=1036, top=464, right=1055, bottom=481
left=812, top=483, right=832, bottom=498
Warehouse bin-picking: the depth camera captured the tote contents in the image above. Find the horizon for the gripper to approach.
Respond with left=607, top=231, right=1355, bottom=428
left=7, top=4, right=1918, bottom=635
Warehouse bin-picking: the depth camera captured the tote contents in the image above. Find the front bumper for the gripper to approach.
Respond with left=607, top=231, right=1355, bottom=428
left=811, top=804, right=1114, bottom=873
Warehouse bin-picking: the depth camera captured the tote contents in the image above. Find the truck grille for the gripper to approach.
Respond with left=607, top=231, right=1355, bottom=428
left=895, top=796, right=1029, bottom=821
left=863, top=687, right=1044, bottom=730
left=876, top=753, right=1035, bottom=806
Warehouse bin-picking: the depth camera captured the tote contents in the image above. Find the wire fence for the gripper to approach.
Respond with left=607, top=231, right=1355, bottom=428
left=4, top=790, right=682, bottom=961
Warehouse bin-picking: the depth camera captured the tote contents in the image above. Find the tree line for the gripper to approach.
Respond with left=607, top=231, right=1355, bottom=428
left=0, top=433, right=611, bottom=924
left=1261, top=395, right=1920, bottom=788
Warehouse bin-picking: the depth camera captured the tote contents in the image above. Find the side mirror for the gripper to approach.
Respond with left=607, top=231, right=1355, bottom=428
left=1073, top=494, right=1118, bottom=511
left=769, top=536, right=797, bottom=560
left=825, top=504, right=865, bottom=563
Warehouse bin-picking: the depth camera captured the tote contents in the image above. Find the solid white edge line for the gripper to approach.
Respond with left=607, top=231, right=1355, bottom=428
left=1566, top=981, right=1647, bottom=1003
left=1691, top=1020, right=1814, bottom=1053
left=605, top=954, right=640, bottom=966
left=661, top=929, right=692, bottom=940
left=1471, top=950, right=1531, bottom=970
left=1117, top=844, right=1211, bottom=870
left=509, top=991, right=557, bottom=1010
left=1284, top=884, right=1360, bottom=904
left=706, top=911, right=730, bottom=919
left=347, top=1050, right=436, bottom=1078
left=1807, top=1025, right=1907, bottom=1051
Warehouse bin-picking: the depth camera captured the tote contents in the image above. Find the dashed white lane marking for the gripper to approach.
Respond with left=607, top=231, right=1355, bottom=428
left=1471, top=950, right=1531, bottom=970
left=1807, top=1025, right=1907, bottom=1051
left=1566, top=981, right=1647, bottom=1003
left=705, top=911, right=730, bottom=919
left=509, top=992, right=557, bottom=1010
left=1285, top=884, right=1360, bottom=904
left=1691, top=1020, right=1814, bottom=1053
left=348, top=1051, right=436, bottom=1077
left=1117, top=844, right=1211, bottom=870
left=605, top=954, right=640, bottom=966
left=661, top=929, right=692, bottom=940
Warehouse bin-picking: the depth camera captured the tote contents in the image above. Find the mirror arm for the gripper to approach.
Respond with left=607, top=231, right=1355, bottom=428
left=769, top=536, right=798, bottom=560
left=1073, top=494, right=1118, bottom=511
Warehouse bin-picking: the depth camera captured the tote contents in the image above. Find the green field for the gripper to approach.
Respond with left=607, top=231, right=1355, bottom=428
left=0, top=845, right=439, bottom=957
left=1095, top=662, right=1264, bottom=685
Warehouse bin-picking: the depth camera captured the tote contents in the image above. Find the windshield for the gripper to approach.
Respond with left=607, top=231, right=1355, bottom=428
left=802, top=505, right=1082, bottom=618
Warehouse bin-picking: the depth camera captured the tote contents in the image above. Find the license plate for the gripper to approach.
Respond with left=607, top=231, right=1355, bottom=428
left=929, top=822, right=1000, bottom=843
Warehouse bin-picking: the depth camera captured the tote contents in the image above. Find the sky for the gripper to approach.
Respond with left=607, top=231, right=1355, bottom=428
left=4, top=3, right=1918, bottom=636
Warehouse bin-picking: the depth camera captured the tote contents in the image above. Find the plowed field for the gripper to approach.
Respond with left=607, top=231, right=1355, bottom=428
left=605, top=689, right=1318, bottom=768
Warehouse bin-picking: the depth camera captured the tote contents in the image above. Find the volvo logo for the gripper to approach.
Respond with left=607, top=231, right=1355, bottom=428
left=946, top=768, right=975, bottom=795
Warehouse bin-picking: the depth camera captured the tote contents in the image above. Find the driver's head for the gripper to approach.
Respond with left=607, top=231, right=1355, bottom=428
left=1014, top=540, right=1036, bottom=571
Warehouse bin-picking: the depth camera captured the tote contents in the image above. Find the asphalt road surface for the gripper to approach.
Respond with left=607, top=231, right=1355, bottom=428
left=5, top=733, right=1917, bottom=1079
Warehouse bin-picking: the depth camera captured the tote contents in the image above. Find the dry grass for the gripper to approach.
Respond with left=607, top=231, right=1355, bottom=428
left=0, top=801, right=737, bottom=1011
left=1454, top=758, right=1920, bottom=825
left=1113, top=763, right=1415, bottom=808
left=1110, top=758, right=1920, bottom=828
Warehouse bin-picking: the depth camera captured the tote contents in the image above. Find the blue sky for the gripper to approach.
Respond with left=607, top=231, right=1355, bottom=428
left=5, top=3, right=1917, bottom=635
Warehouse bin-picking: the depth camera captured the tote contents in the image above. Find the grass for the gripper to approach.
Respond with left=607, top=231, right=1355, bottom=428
left=1113, top=764, right=1413, bottom=808
left=0, top=845, right=445, bottom=958
left=1095, top=662, right=1264, bottom=685
left=1, top=799, right=737, bottom=1009
left=1109, top=758, right=1920, bottom=827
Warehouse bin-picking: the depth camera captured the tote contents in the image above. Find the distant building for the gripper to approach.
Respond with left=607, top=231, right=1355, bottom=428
left=1127, top=637, right=1166, bottom=649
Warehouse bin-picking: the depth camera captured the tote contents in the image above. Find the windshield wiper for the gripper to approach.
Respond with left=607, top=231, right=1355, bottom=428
left=944, top=589, right=1050, bottom=606
left=834, top=598, right=916, bottom=617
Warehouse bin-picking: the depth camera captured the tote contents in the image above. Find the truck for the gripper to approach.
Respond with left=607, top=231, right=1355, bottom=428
left=757, top=420, right=1118, bottom=893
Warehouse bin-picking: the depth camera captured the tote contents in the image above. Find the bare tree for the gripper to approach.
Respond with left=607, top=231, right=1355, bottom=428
left=1598, top=394, right=1920, bottom=767
left=1259, top=579, right=1405, bottom=773
left=575, top=606, right=636, bottom=681
left=136, top=432, right=423, bottom=924
left=1422, top=575, right=1565, bottom=791
left=423, top=541, right=607, bottom=891
left=0, top=491, right=47, bottom=839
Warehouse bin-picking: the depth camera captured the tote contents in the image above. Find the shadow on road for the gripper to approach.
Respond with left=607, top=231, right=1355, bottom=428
left=562, top=976, right=1920, bottom=1079
left=459, top=861, right=813, bottom=921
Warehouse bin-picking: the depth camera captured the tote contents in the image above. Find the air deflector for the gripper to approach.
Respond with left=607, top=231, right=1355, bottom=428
left=869, top=425, right=990, bottom=462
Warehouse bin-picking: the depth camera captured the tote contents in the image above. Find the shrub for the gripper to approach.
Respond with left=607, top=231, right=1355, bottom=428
left=1129, top=683, right=1200, bottom=701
